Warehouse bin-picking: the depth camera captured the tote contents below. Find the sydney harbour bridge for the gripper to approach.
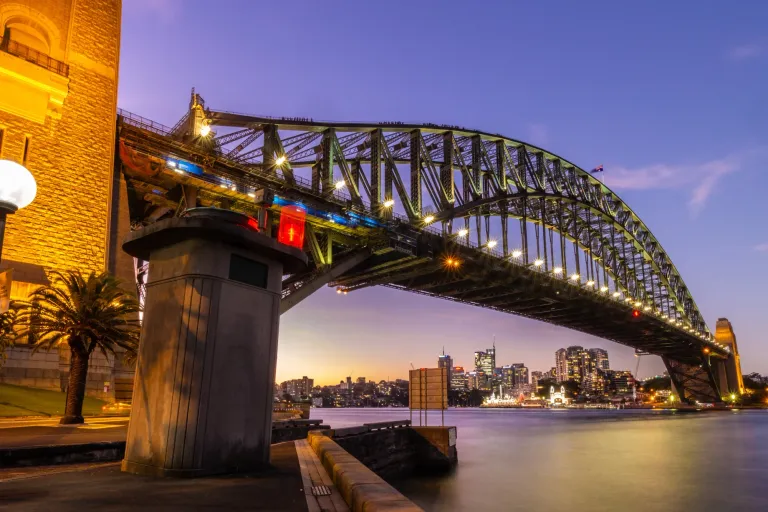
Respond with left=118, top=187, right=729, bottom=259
left=116, top=91, right=743, bottom=404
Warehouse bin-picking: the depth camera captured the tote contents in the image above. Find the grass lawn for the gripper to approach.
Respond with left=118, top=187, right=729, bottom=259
left=0, top=383, right=108, bottom=417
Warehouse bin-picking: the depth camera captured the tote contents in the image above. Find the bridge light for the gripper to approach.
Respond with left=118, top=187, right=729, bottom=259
left=275, top=155, right=287, bottom=166
left=511, top=249, right=523, bottom=258
left=486, top=240, right=498, bottom=249
left=383, top=199, right=395, bottom=208
left=600, top=286, right=608, bottom=293
left=335, top=180, right=347, bottom=190
left=247, top=191, right=256, bottom=198
left=570, top=273, right=580, bottom=281
left=612, top=291, right=620, bottom=297
left=337, top=288, right=342, bottom=294
left=632, top=310, right=641, bottom=318
left=219, top=182, right=228, bottom=188
left=643, top=305, right=651, bottom=311
left=553, top=266, right=563, bottom=275
left=586, top=280, right=595, bottom=287
left=625, top=297, right=632, bottom=302
left=533, top=258, right=545, bottom=267
left=457, top=228, right=469, bottom=237
left=423, top=214, right=435, bottom=224
left=200, top=124, right=211, bottom=137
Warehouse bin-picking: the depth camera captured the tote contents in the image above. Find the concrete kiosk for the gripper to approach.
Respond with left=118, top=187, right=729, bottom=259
left=121, top=208, right=306, bottom=477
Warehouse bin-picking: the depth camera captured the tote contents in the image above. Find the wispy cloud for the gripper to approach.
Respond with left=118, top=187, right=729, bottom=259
left=727, top=43, right=763, bottom=61
left=755, top=243, right=768, bottom=252
left=606, top=149, right=764, bottom=216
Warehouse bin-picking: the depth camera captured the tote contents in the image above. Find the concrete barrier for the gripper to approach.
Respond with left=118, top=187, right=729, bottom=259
left=308, top=431, right=423, bottom=512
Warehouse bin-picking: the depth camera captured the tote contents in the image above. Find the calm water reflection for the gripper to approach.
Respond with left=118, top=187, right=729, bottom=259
left=311, top=407, right=768, bottom=512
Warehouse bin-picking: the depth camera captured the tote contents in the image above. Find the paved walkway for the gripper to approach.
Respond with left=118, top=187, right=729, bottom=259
left=0, top=417, right=128, bottom=449
left=295, top=439, right=349, bottom=512
left=0, top=442, right=310, bottom=511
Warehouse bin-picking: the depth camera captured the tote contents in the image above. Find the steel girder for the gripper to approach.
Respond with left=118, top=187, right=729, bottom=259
left=115, top=98, right=728, bottom=384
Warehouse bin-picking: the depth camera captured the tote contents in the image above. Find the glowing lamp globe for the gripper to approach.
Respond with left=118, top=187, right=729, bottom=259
left=0, top=160, right=37, bottom=213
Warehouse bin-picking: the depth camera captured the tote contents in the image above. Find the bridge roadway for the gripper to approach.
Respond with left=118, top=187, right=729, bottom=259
left=114, top=93, right=739, bottom=403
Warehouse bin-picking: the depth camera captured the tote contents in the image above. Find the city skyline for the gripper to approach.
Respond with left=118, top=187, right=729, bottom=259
left=119, top=1, right=768, bottom=385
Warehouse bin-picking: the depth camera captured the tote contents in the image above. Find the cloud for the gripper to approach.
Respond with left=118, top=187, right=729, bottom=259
left=606, top=149, right=763, bottom=216
left=728, top=44, right=763, bottom=61
left=755, top=243, right=768, bottom=252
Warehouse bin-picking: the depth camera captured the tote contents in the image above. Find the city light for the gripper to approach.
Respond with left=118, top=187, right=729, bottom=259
left=625, top=297, right=632, bottom=302
left=200, top=124, right=211, bottom=137
left=643, top=305, right=651, bottom=311
left=174, top=168, right=184, bottom=174
left=457, top=228, right=469, bottom=237
left=600, top=286, right=608, bottom=293
left=570, top=273, right=580, bottom=281
left=487, top=240, right=498, bottom=249
left=247, top=191, right=256, bottom=198
left=612, top=291, right=620, bottom=297
left=553, top=266, right=563, bottom=275
left=383, top=199, right=395, bottom=208
left=586, top=280, right=595, bottom=287
left=423, top=214, right=435, bottom=224
left=219, top=182, right=227, bottom=188
left=444, top=257, right=461, bottom=269
left=634, top=301, right=642, bottom=307
left=275, top=155, right=287, bottom=166
left=511, top=249, right=523, bottom=258
left=632, top=310, right=641, bottom=318
left=335, top=180, right=347, bottom=190
left=533, top=258, right=544, bottom=267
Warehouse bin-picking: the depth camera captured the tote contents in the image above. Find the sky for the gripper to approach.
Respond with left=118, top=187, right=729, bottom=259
left=119, top=1, right=767, bottom=385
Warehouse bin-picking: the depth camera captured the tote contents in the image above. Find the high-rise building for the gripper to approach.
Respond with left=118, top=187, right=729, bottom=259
left=501, top=365, right=515, bottom=388
left=565, top=346, right=593, bottom=385
left=511, top=363, right=528, bottom=386
left=438, top=351, right=454, bottom=392
left=474, top=343, right=496, bottom=376
left=356, top=376, right=366, bottom=384
left=555, top=349, right=568, bottom=382
left=607, top=370, right=635, bottom=394
left=467, top=371, right=487, bottom=390
left=280, top=376, right=314, bottom=400
left=588, top=348, right=610, bottom=371
left=451, top=366, right=467, bottom=390
left=531, top=371, right=544, bottom=389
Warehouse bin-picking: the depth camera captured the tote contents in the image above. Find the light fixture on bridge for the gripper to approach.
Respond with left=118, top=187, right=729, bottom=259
left=335, top=180, right=347, bottom=190
left=533, top=258, right=544, bottom=267
left=247, top=191, right=256, bottom=198
left=553, top=266, right=563, bottom=275
left=634, top=300, right=642, bottom=307
left=612, top=291, right=620, bottom=297
left=423, top=214, right=435, bottom=225
left=600, top=286, right=609, bottom=293
left=511, top=249, right=523, bottom=258
left=444, top=257, right=461, bottom=269
left=486, top=240, right=498, bottom=249
left=586, top=280, right=595, bottom=287
left=643, top=305, right=651, bottom=311
left=275, top=155, right=287, bottom=166
left=200, top=124, right=211, bottom=137
left=383, top=199, right=395, bottom=208
left=569, top=273, right=580, bottom=281
left=219, top=182, right=228, bottom=188
left=457, top=228, right=469, bottom=237
left=230, top=184, right=237, bottom=191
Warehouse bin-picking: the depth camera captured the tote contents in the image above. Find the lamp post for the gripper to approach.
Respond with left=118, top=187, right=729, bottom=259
left=0, top=160, right=37, bottom=262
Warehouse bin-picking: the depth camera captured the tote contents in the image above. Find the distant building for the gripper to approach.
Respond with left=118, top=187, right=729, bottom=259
left=501, top=365, right=515, bottom=389
left=474, top=347, right=495, bottom=377
left=356, top=376, right=366, bottom=384
left=607, top=370, right=635, bottom=395
left=555, top=349, right=567, bottom=382
left=451, top=366, right=468, bottom=390
left=438, top=351, right=454, bottom=393
left=512, top=363, right=529, bottom=386
left=531, top=371, right=544, bottom=389
left=468, top=371, right=487, bottom=390
left=588, top=348, right=610, bottom=371
left=281, top=376, right=314, bottom=400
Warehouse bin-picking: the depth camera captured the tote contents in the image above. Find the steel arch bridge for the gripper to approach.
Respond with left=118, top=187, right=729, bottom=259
left=115, top=92, right=740, bottom=404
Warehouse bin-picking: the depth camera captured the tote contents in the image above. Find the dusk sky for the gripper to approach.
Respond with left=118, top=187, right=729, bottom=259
left=120, top=1, right=767, bottom=385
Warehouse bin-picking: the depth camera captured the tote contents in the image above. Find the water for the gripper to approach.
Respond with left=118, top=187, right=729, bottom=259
left=310, top=407, right=768, bottom=511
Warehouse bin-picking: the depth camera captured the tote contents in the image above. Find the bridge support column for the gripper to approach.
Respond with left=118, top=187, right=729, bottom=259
left=120, top=209, right=306, bottom=477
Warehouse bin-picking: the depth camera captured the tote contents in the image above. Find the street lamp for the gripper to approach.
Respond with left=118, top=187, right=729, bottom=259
left=0, top=160, right=37, bottom=262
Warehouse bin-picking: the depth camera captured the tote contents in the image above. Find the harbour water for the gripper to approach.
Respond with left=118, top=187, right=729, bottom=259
left=311, top=407, right=768, bottom=512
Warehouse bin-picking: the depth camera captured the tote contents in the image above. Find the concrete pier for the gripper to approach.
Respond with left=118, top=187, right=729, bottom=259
left=120, top=209, right=306, bottom=477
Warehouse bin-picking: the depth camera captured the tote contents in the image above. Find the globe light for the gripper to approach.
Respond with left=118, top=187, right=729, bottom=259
left=553, top=266, right=563, bottom=275
left=457, top=228, right=469, bottom=237
left=275, top=155, right=287, bottom=166
left=0, top=160, right=37, bottom=212
left=511, top=249, right=523, bottom=258
left=383, top=199, right=395, bottom=208
left=533, top=258, right=545, bottom=267
left=486, top=239, right=498, bottom=249
left=200, top=124, right=211, bottom=137
left=423, top=214, right=435, bottom=224
left=569, top=273, right=580, bottom=281
left=334, top=180, right=347, bottom=190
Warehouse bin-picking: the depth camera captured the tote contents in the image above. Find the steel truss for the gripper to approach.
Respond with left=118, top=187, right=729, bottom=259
left=115, top=95, right=730, bottom=401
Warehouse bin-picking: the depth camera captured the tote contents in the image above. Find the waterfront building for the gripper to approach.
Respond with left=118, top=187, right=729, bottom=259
left=531, top=371, right=544, bottom=389
left=501, top=365, right=515, bottom=389
left=512, top=363, right=528, bottom=386
left=281, top=376, right=314, bottom=400
left=451, top=366, right=468, bottom=390
left=474, top=347, right=495, bottom=377
left=468, top=371, right=488, bottom=390
left=555, top=349, right=567, bottom=382
left=607, top=370, right=635, bottom=394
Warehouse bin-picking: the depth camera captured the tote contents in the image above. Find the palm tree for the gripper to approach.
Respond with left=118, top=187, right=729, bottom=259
left=19, top=271, right=140, bottom=424
left=0, top=303, right=21, bottom=364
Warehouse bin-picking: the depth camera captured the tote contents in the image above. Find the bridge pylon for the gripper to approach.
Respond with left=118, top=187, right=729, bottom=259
left=713, top=318, right=745, bottom=396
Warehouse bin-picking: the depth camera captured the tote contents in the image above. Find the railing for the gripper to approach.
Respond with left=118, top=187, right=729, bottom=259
left=0, top=37, right=69, bottom=77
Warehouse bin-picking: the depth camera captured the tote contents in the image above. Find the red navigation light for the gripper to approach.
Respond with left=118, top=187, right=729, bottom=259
left=278, top=205, right=306, bottom=249
left=632, top=310, right=641, bottom=318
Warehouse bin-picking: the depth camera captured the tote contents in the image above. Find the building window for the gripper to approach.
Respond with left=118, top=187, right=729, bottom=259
left=22, top=135, right=30, bottom=165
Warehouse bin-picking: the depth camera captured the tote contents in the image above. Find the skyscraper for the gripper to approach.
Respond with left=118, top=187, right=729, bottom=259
left=474, top=342, right=496, bottom=376
left=512, top=364, right=529, bottom=386
left=451, top=366, right=468, bottom=390
left=588, top=348, right=610, bottom=371
left=555, top=348, right=568, bottom=382
left=438, top=350, right=454, bottom=393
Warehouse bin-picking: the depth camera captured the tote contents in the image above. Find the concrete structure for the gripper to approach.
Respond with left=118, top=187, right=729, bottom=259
left=714, top=318, right=745, bottom=395
left=120, top=208, right=306, bottom=477
left=0, top=0, right=134, bottom=400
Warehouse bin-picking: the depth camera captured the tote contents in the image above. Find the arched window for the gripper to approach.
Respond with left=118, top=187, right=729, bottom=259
left=3, top=16, right=50, bottom=55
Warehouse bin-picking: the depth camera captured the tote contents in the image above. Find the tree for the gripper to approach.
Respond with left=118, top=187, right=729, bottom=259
left=0, top=303, right=22, bottom=364
left=18, top=271, right=140, bottom=424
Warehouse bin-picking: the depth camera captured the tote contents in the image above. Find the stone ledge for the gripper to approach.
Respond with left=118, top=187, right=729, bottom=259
left=307, top=431, right=422, bottom=512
